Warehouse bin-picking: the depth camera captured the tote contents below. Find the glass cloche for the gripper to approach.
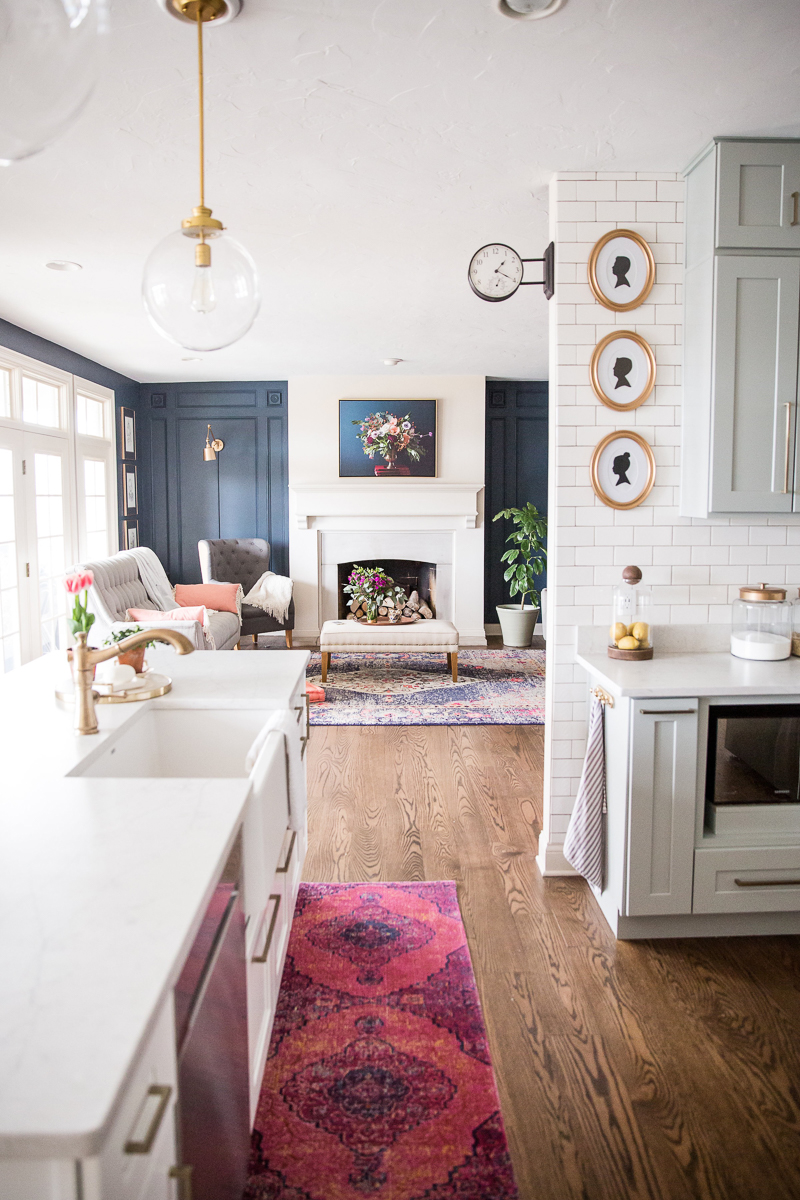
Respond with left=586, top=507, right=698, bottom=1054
left=731, top=583, right=792, bottom=661
left=608, top=565, right=653, bottom=660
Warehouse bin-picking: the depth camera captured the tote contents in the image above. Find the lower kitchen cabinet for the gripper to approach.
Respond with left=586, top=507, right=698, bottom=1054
left=626, top=701, right=699, bottom=916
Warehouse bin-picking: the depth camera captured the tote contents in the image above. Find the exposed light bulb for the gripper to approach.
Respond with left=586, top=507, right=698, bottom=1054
left=191, top=265, right=216, bottom=314
left=142, top=227, right=259, bottom=352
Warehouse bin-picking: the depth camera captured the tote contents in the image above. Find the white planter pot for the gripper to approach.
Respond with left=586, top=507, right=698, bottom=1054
left=496, top=604, right=539, bottom=648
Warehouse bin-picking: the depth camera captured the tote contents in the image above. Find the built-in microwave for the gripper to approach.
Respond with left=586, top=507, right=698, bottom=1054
left=705, top=704, right=800, bottom=836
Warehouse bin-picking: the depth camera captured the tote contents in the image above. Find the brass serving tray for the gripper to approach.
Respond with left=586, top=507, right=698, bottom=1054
left=55, top=672, right=173, bottom=705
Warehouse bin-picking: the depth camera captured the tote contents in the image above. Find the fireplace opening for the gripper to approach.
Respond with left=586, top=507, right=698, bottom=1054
left=338, top=559, right=437, bottom=620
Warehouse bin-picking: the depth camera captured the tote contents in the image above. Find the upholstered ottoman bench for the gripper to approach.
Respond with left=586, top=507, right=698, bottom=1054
left=319, top=619, right=459, bottom=682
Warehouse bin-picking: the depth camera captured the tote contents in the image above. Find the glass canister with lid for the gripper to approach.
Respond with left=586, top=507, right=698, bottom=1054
left=731, top=583, right=792, bottom=661
left=608, top=565, right=654, bottom=660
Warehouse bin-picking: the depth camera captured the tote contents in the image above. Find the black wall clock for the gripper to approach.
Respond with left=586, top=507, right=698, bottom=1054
left=468, top=241, right=554, bottom=302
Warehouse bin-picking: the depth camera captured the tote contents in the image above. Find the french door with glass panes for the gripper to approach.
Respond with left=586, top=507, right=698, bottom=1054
left=0, top=428, right=77, bottom=665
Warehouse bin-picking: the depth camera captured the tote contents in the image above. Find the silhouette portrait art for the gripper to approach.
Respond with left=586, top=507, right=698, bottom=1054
left=612, top=451, right=631, bottom=486
left=613, top=357, right=632, bottom=389
left=612, top=255, right=631, bottom=288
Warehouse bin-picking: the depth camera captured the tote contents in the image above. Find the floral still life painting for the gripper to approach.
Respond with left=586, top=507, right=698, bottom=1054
left=339, top=399, right=437, bottom=477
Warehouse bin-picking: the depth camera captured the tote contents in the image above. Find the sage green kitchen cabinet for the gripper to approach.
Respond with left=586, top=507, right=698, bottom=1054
left=681, top=138, right=800, bottom=518
left=716, top=140, right=800, bottom=250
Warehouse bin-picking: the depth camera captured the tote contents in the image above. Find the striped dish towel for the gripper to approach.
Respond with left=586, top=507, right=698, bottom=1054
left=563, top=694, right=607, bottom=890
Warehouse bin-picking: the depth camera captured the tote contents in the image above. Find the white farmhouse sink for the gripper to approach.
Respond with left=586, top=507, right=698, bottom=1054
left=69, top=707, right=271, bottom=779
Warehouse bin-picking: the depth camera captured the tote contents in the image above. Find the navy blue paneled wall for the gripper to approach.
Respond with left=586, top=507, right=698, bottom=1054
left=484, top=380, right=549, bottom=623
left=0, top=318, right=140, bottom=551
left=137, top=382, right=289, bottom=585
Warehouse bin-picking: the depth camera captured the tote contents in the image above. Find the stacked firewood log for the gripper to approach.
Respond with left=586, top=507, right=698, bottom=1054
left=346, top=590, right=434, bottom=621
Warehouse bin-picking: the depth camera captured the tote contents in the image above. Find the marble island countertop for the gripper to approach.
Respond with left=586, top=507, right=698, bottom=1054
left=0, top=645, right=310, bottom=1158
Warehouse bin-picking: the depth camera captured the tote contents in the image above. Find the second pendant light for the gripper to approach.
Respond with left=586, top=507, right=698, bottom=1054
left=142, top=0, right=260, bottom=352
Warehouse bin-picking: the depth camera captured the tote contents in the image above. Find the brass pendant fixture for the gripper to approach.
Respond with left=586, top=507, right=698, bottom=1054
left=142, top=0, right=260, bottom=351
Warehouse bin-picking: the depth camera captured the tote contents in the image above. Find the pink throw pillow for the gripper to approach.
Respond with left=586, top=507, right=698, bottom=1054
left=174, top=583, right=240, bottom=614
left=127, top=606, right=207, bottom=624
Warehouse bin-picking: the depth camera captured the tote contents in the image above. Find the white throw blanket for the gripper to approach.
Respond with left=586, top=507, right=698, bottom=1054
left=563, top=694, right=607, bottom=890
left=128, top=547, right=216, bottom=648
left=245, top=707, right=306, bottom=832
left=243, top=570, right=293, bottom=624
left=129, top=547, right=176, bottom=611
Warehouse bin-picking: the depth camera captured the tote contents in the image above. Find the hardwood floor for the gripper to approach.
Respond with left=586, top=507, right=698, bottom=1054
left=303, top=724, right=800, bottom=1200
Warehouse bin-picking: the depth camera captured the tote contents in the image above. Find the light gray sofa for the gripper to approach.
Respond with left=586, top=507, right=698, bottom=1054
left=75, top=549, right=240, bottom=651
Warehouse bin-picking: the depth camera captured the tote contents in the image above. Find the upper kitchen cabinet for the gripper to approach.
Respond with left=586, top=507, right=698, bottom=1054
left=681, top=138, right=800, bottom=519
left=717, top=140, right=800, bottom=250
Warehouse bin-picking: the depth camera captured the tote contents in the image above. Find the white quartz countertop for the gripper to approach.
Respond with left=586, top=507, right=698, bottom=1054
left=576, top=649, right=800, bottom=698
left=0, top=644, right=309, bottom=1157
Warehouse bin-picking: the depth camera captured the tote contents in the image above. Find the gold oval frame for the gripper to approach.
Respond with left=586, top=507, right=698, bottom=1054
left=587, top=229, right=655, bottom=312
left=590, top=330, right=656, bottom=412
left=590, top=429, right=656, bottom=510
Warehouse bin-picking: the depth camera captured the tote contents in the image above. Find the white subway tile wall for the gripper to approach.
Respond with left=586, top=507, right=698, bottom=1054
left=541, top=172, right=800, bottom=863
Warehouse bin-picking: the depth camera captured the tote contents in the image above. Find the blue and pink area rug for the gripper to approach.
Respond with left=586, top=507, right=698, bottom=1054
left=305, top=649, right=545, bottom=726
left=246, top=882, right=518, bottom=1200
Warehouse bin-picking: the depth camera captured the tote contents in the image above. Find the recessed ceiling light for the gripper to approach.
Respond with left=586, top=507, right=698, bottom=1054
left=383, top=358, right=403, bottom=366
left=497, top=0, right=566, bottom=18
left=45, top=260, right=82, bottom=271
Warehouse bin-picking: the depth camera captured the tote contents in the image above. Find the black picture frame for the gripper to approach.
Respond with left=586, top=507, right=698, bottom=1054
left=119, top=406, right=136, bottom=460
left=124, top=520, right=139, bottom=550
left=121, top=463, right=138, bottom=516
left=338, top=399, right=438, bottom=478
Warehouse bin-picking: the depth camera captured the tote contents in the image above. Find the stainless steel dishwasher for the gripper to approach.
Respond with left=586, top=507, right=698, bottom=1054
left=171, top=835, right=250, bottom=1200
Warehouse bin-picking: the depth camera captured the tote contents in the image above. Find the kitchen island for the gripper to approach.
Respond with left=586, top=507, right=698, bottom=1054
left=0, top=646, right=310, bottom=1198
left=575, top=625, right=800, bottom=941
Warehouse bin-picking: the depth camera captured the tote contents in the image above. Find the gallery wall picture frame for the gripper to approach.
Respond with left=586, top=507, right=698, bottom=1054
left=590, top=429, right=656, bottom=510
left=590, top=330, right=656, bottom=412
left=338, top=399, right=438, bottom=478
left=587, top=229, right=655, bottom=312
left=124, top=520, right=139, bottom=550
left=121, top=463, right=138, bottom=516
left=119, top=406, right=136, bottom=460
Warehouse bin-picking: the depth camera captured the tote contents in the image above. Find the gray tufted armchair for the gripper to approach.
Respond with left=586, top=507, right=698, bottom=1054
left=198, top=538, right=294, bottom=648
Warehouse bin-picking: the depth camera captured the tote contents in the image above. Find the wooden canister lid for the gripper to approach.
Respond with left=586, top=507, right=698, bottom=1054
left=622, top=565, right=642, bottom=585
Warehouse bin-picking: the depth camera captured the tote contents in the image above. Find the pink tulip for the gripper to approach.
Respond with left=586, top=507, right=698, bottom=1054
left=64, top=570, right=94, bottom=594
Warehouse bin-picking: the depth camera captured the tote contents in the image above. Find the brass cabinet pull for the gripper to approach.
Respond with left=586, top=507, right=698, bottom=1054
left=734, top=877, right=800, bottom=888
left=791, top=190, right=799, bottom=227
left=783, top=402, right=792, bottom=493
left=276, top=830, right=296, bottom=874
left=639, top=708, right=697, bottom=715
left=251, top=894, right=281, bottom=963
left=124, top=1084, right=172, bottom=1154
left=300, top=734, right=308, bottom=759
left=169, top=1164, right=193, bottom=1200
left=294, top=703, right=304, bottom=724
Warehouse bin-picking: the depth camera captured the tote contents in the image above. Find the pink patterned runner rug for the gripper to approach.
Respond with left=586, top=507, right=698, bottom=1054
left=245, top=882, right=518, bottom=1200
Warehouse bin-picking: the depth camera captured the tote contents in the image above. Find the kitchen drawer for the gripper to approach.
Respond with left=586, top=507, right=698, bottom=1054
left=96, top=993, right=177, bottom=1200
left=693, top=846, right=800, bottom=914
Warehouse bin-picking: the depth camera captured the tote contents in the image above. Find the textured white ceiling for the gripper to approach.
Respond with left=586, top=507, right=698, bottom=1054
left=0, top=0, right=798, bottom=382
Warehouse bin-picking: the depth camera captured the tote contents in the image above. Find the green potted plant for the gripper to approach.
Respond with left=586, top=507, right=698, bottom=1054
left=492, top=503, right=547, bottom=647
left=343, top=565, right=407, bottom=623
left=103, top=626, right=156, bottom=675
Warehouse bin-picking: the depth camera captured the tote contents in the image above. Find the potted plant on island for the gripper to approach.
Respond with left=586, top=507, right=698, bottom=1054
left=103, top=626, right=156, bottom=675
left=492, top=503, right=547, bottom=647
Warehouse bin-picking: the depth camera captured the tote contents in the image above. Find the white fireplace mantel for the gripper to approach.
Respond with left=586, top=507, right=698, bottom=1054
left=288, top=480, right=487, bottom=646
left=290, top=482, right=483, bottom=530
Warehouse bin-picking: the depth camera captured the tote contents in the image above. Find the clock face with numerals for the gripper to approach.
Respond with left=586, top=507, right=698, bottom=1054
left=468, top=243, right=523, bottom=301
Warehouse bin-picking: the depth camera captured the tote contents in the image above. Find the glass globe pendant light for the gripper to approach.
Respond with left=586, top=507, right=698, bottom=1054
left=0, top=0, right=107, bottom=165
left=142, top=0, right=259, bottom=352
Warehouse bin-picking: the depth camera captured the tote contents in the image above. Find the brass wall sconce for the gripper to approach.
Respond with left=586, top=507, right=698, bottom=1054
left=203, top=424, right=224, bottom=461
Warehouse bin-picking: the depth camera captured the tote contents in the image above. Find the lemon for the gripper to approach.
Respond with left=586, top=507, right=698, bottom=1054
left=630, top=622, right=649, bottom=642
left=611, top=622, right=628, bottom=644
left=617, top=635, right=639, bottom=650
